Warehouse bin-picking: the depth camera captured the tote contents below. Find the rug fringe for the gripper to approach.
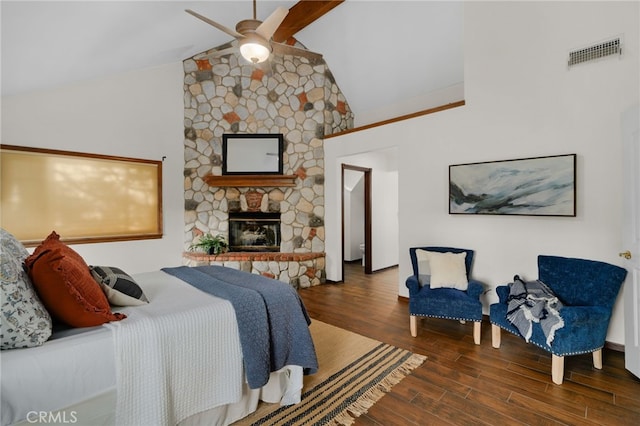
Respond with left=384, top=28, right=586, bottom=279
left=327, top=353, right=427, bottom=426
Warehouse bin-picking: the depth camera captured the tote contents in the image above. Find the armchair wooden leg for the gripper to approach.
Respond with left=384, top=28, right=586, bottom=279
left=593, top=349, right=603, bottom=369
left=473, top=321, right=481, bottom=345
left=410, top=315, right=417, bottom=337
left=491, top=324, right=501, bottom=348
left=552, top=354, right=564, bottom=384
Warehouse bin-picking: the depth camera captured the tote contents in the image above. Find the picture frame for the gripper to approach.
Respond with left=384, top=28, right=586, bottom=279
left=449, top=154, right=576, bottom=216
left=222, top=133, right=284, bottom=175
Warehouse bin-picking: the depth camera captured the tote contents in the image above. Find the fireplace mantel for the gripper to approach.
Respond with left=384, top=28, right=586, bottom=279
left=204, top=174, right=297, bottom=187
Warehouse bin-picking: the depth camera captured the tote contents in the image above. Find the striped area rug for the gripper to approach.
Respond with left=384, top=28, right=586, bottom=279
left=236, top=320, right=427, bottom=426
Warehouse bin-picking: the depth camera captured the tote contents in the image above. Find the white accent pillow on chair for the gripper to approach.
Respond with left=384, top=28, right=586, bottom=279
left=421, top=251, right=468, bottom=290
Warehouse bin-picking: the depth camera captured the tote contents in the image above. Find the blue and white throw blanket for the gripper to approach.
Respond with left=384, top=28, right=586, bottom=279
left=506, top=275, right=565, bottom=347
left=161, top=265, right=318, bottom=389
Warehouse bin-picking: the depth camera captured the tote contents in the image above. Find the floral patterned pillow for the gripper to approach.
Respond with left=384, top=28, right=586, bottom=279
left=1, top=229, right=53, bottom=349
left=1, top=228, right=29, bottom=261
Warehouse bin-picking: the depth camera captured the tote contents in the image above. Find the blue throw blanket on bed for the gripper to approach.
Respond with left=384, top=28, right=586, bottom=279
left=161, top=266, right=318, bottom=389
left=507, top=275, right=564, bottom=347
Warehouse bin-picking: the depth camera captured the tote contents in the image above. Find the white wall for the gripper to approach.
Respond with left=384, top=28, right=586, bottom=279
left=1, top=63, right=185, bottom=274
left=355, top=83, right=465, bottom=128
left=325, top=1, right=638, bottom=345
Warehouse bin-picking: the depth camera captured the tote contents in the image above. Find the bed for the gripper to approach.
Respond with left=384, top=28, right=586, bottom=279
left=1, top=230, right=318, bottom=426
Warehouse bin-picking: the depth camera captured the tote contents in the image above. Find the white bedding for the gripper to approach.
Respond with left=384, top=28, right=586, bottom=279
left=1, top=270, right=303, bottom=426
left=1, top=323, right=115, bottom=425
left=107, top=271, right=243, bottom=426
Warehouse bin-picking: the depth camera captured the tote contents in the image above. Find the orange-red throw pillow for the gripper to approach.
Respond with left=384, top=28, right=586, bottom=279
left=25, top=231, right=126, bottom=327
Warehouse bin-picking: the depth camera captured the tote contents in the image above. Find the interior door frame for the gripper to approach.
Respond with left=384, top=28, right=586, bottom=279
left=341, top=164, right=372, bottom=281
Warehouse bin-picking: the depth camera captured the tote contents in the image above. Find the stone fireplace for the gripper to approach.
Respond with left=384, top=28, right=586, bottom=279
left=182, top=44, right=353, bottom=287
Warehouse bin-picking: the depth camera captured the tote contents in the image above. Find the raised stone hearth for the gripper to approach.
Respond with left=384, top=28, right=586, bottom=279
left=183, top=251, right=325, bottom=288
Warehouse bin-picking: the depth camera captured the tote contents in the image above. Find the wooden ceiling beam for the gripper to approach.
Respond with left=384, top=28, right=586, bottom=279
left=273, top=0, right=344, bottom=43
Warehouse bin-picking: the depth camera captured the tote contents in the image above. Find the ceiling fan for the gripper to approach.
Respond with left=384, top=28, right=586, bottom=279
left=186, top=0, right=323, bottom=64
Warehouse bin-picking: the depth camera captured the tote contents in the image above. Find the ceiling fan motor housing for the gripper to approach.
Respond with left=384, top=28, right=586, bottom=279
left=236, top=19, right=262, bottom=35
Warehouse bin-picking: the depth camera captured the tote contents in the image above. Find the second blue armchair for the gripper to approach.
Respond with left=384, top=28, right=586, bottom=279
left=489, top=255, right=627, bottom=384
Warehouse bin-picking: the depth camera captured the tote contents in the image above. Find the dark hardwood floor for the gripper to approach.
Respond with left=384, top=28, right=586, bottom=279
left=298, top=261, right=640, bottom=426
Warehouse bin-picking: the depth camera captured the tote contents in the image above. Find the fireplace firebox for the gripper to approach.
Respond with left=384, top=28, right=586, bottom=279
left=228, top=212, right=281, bottom=252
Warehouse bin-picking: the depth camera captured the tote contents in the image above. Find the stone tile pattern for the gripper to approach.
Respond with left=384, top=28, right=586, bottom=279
left=183, top=48, right=353, bottom=287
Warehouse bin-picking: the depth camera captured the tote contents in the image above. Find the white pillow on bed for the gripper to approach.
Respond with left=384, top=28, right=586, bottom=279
left=90, top=266, right=149, bottom=306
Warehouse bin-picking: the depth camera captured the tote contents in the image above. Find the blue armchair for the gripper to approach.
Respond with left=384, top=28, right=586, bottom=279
left=490, top=255, right=627, bottom=384
left=406, top=246, right=484, bottom=345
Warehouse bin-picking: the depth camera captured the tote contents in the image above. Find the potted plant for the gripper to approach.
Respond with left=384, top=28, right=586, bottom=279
left=189, top=233, right=228, bottom=255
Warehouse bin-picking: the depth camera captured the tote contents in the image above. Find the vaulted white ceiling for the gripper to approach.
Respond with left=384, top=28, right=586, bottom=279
left=1, top=1, right=463, bottom=122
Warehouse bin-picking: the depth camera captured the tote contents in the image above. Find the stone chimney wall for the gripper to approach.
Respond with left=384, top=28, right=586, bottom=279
left=182, top=51, right=353, bottom=286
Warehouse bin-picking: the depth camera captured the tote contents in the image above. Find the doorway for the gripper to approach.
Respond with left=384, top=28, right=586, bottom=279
left=341, top=164, right=372, bottom=281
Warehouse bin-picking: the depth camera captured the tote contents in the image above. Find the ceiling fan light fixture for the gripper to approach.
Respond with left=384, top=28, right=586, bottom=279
left=239, top=37, right=271, bottom=63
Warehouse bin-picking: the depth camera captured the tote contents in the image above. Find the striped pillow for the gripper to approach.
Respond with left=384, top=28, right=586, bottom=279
left=90, top=266, right=149, bottom=306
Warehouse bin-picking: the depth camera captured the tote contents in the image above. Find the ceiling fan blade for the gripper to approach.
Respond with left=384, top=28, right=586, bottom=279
left=271, top=42, right=323, bottom=61
left=255, top=7, right=289, bottom=40
left=185, top=9, right=244, bottom=39
left=194, top=46, right=238, bottom=60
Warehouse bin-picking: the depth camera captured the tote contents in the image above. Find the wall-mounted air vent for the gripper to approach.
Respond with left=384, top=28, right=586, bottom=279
left=568, top=37, right=622, bottom=68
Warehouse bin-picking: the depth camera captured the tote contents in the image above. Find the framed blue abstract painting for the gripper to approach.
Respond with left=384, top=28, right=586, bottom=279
left=449, top=154, right=576, bottom=216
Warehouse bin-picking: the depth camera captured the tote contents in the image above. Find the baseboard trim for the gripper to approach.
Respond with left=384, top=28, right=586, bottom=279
left=605, top=341, right=625, bottom=352
left=372, top=264, right=399, bottom=273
